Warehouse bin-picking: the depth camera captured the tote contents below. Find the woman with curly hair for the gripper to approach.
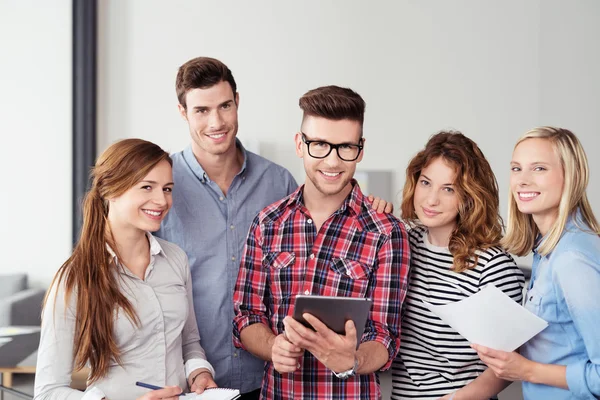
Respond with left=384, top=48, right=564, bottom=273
left=391, top=131, right=525, bottom=400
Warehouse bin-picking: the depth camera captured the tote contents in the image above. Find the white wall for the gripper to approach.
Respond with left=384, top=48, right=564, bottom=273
left=0, top=0, right=72, bottom=288
left=2, top=1, right=599, bottom=287
left=98, top=1, right=546, bottom=227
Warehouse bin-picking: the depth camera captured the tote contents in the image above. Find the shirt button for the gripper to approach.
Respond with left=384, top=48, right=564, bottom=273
left=219, top=196, right=224, bottom=201
left=231, top=256, right=236, bottom=261
left=307, top=219, right=313, bottom=224
left=233, top=352, right=238, bottom=357
left=230, top=225, right=235, bottom=230
left=304, top=290, right=310, bottom=295
left=309, top=254, right=315, bottom=260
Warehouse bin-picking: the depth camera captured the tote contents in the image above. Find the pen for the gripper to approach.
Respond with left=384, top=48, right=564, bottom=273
left=135, top=381, right=184, bottom=396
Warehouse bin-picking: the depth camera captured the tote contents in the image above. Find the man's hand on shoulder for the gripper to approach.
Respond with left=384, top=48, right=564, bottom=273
left=367, top=194, right=393, bottom=214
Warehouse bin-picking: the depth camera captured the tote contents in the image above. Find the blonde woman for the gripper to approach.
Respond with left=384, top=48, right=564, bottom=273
left=473, top=127, right=600, bottom=399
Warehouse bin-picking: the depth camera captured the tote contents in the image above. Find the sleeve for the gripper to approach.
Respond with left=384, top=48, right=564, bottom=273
left=361, top=220, right=410, bottom=371
left=180, top=253, right=216, bottom=379
left=232, top=215, right=271, bottom=349
left=479, top=251, right=525, bottom=304
left=34, top=282, right=106, bottom=400
left=553, top=250, right=600, bottom=398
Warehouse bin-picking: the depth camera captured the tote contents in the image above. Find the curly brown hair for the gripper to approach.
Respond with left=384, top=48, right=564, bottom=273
left=401, top=131, right=504, bottom=273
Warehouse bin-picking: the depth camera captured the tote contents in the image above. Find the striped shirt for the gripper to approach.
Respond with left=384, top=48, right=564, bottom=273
left=391, top=226, right=525, bottom=399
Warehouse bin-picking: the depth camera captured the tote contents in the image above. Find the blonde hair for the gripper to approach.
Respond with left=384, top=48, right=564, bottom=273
left=502, top=127, right=599, bottom=256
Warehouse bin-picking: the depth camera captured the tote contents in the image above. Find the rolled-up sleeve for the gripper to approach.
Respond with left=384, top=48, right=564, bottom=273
left=180, top=256, right=216, bottom=379
left=233, top=216, right=270, bottom=349
left=361, top=221, right=410, bottom=370
left=34, top=283, right=105, bottom=400
left=554, top=251, right=600, bottom=398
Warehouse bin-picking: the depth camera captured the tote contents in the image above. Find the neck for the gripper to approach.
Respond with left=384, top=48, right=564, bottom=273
left=107, top=222, right=149, bottom=274
left=533, top=209, right=559, bottom=237
left=427, top=224, right=455, bottom=247
left=192, top=143, right=243, bottom=194
left=302, top=180, right=353, bottom=220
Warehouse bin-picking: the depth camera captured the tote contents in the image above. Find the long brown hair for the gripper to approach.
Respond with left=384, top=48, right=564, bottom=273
left=502, top=127, right=599, bottom=256
left=401, top=131, right=504, bottom=273
left=44, top=138, right=172, bottom=382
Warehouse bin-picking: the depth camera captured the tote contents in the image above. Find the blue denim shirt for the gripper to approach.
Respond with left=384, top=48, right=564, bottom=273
left=156, top=141, right=297, bottom=393
left=521, top=211, right=600, bottom=399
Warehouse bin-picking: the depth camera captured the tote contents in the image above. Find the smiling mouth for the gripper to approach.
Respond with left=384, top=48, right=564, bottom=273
left=422, top=207, right=441, bottom=217
left=142, top=209, right=164, bottom=219
left=518, top=192, right=540, bottom=201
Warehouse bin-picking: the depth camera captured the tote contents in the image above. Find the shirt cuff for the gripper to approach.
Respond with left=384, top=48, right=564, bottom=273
left=233, top=314, right=270, bottom=350
left=566, top=359, right=592, bottom=399
left=82, top=386, right=106, bottom=400
left=185, top=358, right=216, bottom=381
left=361, top=329, right=398, bottom=371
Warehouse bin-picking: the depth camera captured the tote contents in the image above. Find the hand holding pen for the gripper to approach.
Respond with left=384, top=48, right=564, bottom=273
left=135, top=382, right=183, bottom=399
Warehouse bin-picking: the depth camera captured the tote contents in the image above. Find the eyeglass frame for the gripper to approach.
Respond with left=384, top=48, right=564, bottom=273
left=300, top=132, right=364, bottom=162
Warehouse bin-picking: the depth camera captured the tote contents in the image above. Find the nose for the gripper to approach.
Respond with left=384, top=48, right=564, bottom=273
left=208, top=110, right=224, bottom=129
left=322, top=148, right=342, bottom=167
left=516, top=169, right=531, bottom=187
left=152, top=189, right=168, bottom=207
left=426, top=190, right=440, bottom=206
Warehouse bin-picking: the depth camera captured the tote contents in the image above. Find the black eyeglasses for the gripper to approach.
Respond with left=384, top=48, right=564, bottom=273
left=301, top=133, right=363, bottom=162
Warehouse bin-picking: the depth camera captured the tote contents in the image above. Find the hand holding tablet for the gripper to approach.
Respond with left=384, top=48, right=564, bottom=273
left=291, top=295, right=372, bottom=348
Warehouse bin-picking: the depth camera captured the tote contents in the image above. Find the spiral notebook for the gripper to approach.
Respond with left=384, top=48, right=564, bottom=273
left=180, top=388, right=240, bottom=400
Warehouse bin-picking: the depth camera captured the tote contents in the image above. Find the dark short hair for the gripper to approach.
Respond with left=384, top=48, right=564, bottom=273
left=176, top=57, right=237, bottom=108
left=299, top=85, right=365, bottom=130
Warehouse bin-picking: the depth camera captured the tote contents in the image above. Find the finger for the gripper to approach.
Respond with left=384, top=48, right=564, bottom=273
left=383, top=201, right=393, bottom=214
left=344, top=319, right=357, bottom=341
left=273, top=340, right=304, bottom=358
left=302, top=313, right=330, bottom=334
left=284, top=317, right=315, bottom=345
left=153, top=386, right=182, bottom=398
left=367, top=194, right=375, bottom=202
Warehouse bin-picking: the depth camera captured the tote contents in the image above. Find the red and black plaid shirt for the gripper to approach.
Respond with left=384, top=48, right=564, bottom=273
left=233, top=182, right=410, bottom=399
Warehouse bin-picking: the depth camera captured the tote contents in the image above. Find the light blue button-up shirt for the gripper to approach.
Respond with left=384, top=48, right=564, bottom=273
left=156, top=141, right=297, bottom=393
left=521, top=211, right=600, bottom=399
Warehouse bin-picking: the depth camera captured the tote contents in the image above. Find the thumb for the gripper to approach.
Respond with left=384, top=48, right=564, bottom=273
left=345, top=319, right=357, bottom=339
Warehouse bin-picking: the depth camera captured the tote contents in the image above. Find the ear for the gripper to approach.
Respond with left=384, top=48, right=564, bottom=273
left=294, top=132, right=304, bottom=158
left=235, top=92, right=240, bottom=108
left=356, top=137, right=365, bottom=163
left=177, top=103, right=188, bottom=121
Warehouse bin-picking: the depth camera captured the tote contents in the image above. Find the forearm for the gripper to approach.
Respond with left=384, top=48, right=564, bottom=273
left=529, top=362, right=568, bottom=390
left=455, top=369, right=511, bottom=400
left=239, top=323, right=276, bottom=362
left=355, top=341, right=389, bottom=374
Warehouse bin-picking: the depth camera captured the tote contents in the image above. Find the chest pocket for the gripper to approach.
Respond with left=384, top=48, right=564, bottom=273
left=330, top=258, right=372, bottom=280
left=525, top=284, right=569, bottom=324
left=263, top=251, right=296, bottom=307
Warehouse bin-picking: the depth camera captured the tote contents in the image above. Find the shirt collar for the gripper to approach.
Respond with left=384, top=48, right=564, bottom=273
left=285, top=179, right=363, bottom=217
left=106, top=232, right=165, bottom=261
left=532, top=208, right=584, bottom=258
left=182, top=139, right=248, bottom=183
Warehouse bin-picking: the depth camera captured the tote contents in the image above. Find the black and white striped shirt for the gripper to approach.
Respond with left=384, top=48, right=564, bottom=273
left=391, top=226, right=525, bottom=399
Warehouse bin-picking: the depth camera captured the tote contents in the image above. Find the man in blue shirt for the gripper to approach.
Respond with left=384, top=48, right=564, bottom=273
left=156, top=57, right=297, bottom=399
left=157, top=57, right=391, bottom=399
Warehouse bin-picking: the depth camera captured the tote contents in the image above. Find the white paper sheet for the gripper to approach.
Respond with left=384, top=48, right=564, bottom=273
left=423, top=284, right=548, bottom=351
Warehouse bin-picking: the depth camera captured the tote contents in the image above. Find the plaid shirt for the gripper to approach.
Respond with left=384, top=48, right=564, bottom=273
left=233, top=182, right=410, bottom=399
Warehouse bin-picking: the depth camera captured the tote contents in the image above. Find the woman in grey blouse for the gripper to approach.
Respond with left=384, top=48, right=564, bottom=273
left=34, top=139, right=217, bottom=400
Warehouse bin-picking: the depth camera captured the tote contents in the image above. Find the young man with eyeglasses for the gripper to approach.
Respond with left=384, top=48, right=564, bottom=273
left=233, top=85, right=410, bottom=399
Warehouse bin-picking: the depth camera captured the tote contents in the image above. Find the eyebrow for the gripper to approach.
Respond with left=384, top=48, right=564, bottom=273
left=421, top=174, right=454, bottom=186
left=141, top=180, right=174, bottom=186
left=301, top=132, right=359, bottom=146
left=192, top=99, right=234, bottom=111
